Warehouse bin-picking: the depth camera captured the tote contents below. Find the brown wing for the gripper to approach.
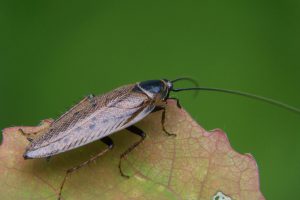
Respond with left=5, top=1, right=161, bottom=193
left=25, top=84, right=155, bottom=158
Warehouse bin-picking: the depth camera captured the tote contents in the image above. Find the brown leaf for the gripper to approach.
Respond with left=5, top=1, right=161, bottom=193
left=0, top=101, right=265, bottom=200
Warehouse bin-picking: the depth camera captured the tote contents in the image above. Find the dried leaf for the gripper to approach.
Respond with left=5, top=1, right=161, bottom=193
left=0, top=101, right=265, bottom=200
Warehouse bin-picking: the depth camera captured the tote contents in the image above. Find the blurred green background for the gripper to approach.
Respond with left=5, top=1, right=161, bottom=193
left=1, top=1, right=299, bottom=199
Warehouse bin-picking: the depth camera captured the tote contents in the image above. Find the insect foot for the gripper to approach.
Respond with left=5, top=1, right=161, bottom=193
left=161, top=108, right=177, bottom=137
left=119, top=165, right=130, bottom=179
left=163, top=128, right=177, bottom=137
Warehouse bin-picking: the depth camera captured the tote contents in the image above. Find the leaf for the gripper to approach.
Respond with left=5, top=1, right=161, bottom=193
left=0, top=101, right=265, bottom=200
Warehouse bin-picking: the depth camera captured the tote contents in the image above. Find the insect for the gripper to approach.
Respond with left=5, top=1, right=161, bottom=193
left=18, top=78, right=300, bottom=200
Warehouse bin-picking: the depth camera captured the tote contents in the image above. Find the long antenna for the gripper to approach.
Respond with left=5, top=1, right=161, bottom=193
left=171, top=77, right=199, bottom=96
left=171, top=77, right=199, bottom=87
left=172, top=87, right=300, bottom=114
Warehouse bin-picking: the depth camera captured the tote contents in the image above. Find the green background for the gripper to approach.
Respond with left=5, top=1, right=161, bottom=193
left=1, top=1, right=299, bottom=199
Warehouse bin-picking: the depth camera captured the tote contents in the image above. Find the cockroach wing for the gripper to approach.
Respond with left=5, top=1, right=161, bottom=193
left=24, top=84, right=155, bottom=158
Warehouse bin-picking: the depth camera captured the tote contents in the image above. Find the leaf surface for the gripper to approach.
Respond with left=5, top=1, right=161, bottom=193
left=0, top=101, right=265, bottom=200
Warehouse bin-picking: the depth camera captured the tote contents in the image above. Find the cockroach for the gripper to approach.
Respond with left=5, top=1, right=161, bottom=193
left=18, top=78, right=300, bottom=199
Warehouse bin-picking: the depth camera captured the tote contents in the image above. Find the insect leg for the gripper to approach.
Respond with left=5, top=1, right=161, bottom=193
left=167, top=97, right=182, bottom=108
left=151, top=106, right=176, bottom=137
left=161, top=108, right=177, bottom=137
left=18, top=119, right=53, bottom=142
left=57, top=136, right=114, bottom=200
left=119, top=125, right=146, bottom=178
left=151, top=106, right=164, bottom=113
left=18, top=129, right=36, bottom=142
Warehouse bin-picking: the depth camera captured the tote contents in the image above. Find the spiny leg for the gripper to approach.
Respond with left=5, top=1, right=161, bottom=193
left=58, top=137, right=114, bottom=200
left=19, top=128, right=46, bottom=142
left=161, top=97, right=182, bottom=136
left=18, top=129, right=35, bottom=142
left=151, top=106, right=177, bottom=137
left=119, top=125, right=146, bottom=178
left=161, top=108, right=176, bottom=137
left=18, top=119, right=53, bottom=142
